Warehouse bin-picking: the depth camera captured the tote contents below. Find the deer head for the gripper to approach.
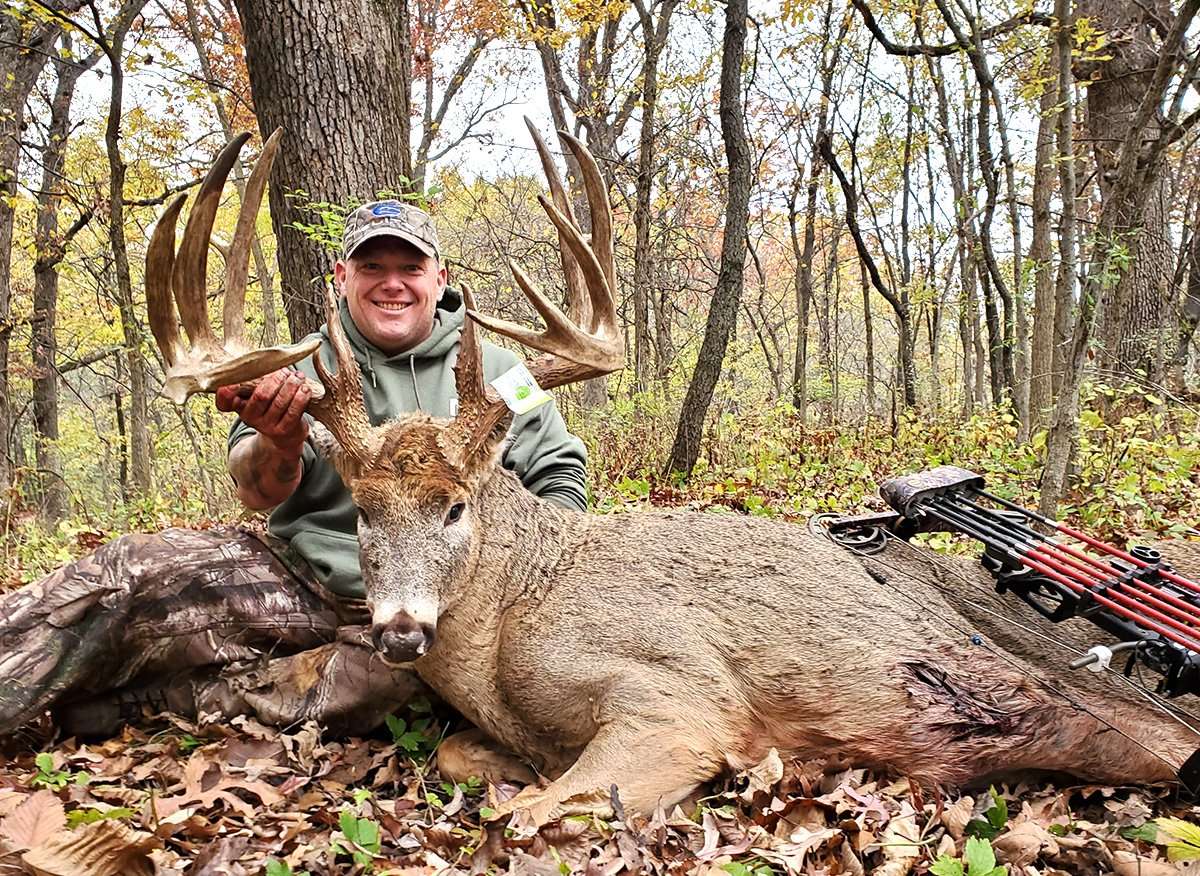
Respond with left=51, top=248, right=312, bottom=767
left=147, top=122, right=620, bottom=664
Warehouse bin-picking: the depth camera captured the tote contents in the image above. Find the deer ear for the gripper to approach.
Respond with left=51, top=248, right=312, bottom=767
left=310, top=420, right=360, bottom=483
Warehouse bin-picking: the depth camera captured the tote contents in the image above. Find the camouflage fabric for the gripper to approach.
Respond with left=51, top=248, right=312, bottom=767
left=0, top=527, right=422, bottom=738
left=342, top=200, right=440, bottom=259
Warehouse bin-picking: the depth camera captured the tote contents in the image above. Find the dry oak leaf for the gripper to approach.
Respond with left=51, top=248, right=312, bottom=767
left=992, top=820, right=1059, bottom=868
left=20, top=819, right=159, bottom=876
left=1110, top=849, right=1183, bottom=876
left=0, top=791, right=65, bottom=851
left=939, top=795, right=974, bottom=840
left=870, top=800, right=921, bottom=876
left=737, top=748, right=785, bottom=801
left=153, top=751, right=284, bottom=819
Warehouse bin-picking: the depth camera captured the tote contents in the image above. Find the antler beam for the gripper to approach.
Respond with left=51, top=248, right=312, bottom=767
left=145, top=129, right=324, bottom=405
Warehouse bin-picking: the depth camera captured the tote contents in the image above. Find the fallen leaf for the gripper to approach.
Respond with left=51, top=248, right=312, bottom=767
left=1111, top=849, right=1178, bottom=876
left=738, top=749, right=785, bottom=802
left=993, top=821, right=1059, bottom=868
left=940, top=795, right=974, bottom=840
left=21, top=819, right=159, bottom=876
left=0, top=791, right=65, bottom=850
left=870, top=800, right=920, bottom=876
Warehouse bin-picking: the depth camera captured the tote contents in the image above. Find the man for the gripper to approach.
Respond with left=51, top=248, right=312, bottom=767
left=0, top=201, right=587, bottom=738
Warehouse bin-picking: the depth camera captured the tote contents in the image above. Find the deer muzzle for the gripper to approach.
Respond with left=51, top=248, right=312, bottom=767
left=371, top=612, right=436, bottom=664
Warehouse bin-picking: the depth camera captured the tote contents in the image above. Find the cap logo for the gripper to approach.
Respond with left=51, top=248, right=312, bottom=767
left=371, top=203, right=404, bottom=218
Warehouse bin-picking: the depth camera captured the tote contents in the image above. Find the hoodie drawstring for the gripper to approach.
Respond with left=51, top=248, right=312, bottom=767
left=409, top=356, right=423, bottom=411
left=364, top=348, right=378, bottom=389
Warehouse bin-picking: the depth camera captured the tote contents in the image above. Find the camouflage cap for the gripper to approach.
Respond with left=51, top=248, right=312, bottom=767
left=342, top=200, right=440, bottom=261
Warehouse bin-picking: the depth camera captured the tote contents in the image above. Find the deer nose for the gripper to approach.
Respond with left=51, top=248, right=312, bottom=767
left=371, top=614, right=435, bottom=663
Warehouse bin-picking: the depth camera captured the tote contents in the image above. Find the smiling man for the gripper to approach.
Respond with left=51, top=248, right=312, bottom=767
left=0, top=201, right=587, bottom=740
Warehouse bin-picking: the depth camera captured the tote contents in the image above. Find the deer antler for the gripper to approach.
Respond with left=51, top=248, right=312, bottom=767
left=147, top=129, right=324, bottom=404
left=147, top=130, right=379, bottom=469
left=449, top=123, right=622, bottom=460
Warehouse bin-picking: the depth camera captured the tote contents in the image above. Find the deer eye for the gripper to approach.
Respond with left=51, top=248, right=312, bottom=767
left=445, top=503, right=465, bottom=526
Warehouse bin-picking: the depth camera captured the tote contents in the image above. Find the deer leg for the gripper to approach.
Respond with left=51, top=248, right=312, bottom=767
left=488, top=718, right=721, bottom=826
left=436, top=727, right=539, bottom=786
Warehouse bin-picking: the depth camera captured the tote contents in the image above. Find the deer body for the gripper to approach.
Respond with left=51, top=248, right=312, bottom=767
left=408, top=466, right=1191, bottom=823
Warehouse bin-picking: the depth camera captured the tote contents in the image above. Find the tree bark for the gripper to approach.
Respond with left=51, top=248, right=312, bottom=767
left=788, top=185, right=811, bottom=421
left=631, top=0, right=676, bottom=394
left=98, top=0, right=154, bottom=500
left=1082, top=0, right=1176, bottom=378
left=234, top=0, right=414, bottom=339
left=1028, top=69, right=1059, bottom=430
left=0, top=5, right=74, bottom=499
left=31, top=38, right=94, bottom=522
left=1041, top=0, right=1197, bottom=514
left=664, top=0, right=750, bottom=475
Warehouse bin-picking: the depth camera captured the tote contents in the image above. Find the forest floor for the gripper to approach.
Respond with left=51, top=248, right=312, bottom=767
left=2, top=403, right=1200, bottom=873
left=2, top=698, right=1200, bottom=874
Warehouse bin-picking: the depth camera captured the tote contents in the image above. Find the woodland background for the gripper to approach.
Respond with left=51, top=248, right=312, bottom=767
left=2, top=0, right=1200, bottom=871
left=0, top=0, right=1199, bottom=583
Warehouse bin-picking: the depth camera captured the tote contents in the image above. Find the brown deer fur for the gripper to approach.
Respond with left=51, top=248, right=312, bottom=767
left=344, top=424, right=1198, bottom=825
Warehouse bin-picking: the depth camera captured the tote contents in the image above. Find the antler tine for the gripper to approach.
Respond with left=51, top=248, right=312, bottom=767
left=463, top=127, right=621, bottom=393
left=308, top=283, right=377, bottom=466
left=524, top=117, right=588, bottom=324
left=149, top=130, right=327, bottom=406
left=448, top=283, right=512, bottom=462
left=557, top=130, right=616, bottom=335
left=146, top=193, right=188, bottom=368
left=222, top=127, right=282, bottom=348
left=172, top=131, right=251, bottom=351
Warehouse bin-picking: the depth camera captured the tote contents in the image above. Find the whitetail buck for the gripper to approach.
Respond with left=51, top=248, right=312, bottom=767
left=147, top=127, right=1200, bottom=826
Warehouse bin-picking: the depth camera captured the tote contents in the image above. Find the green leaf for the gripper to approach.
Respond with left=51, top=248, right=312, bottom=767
left=34, top=753, right=54, bottom=772
left=985, top=787, right=1008, bottom=831
left=1121, top=822, right=1160, bottom=843
left=1154, top=818, right=1200, bottom=862
left=929, top=856, right=966, bottom=876
left=964, top=837, right=1001, bottom=874
left=64, top=806, right=134, bottom=828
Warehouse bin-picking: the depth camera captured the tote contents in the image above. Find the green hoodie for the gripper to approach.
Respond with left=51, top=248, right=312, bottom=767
left=228, top=288, right=588, bottom=598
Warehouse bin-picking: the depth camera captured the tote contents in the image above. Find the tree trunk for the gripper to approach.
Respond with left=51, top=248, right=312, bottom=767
left=0, top=7, right=70, bottom=500
left=1027, top=69, right=1059, bottom=431
left=862, top=260, right=877, bottom=417
left=31, top=40, right=92, bottom=522
left=97, top=2, right=154, bottom=501
left=1082, top=0, right=1176, bottom=379
left=664, top=0, right=750, bottom=476
left=821, top=136, right=917, bottom=407
left=234, top=0, right=413, bottom=340
left=1172, top=199, right=1200, bottom=380
left=1041, top=0, right=1197, bottom=514
left=630, top=0, right=676, bottom=394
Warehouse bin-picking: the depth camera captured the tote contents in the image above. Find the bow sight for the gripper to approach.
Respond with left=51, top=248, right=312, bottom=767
left=823, top=465, right=1200, bottom=699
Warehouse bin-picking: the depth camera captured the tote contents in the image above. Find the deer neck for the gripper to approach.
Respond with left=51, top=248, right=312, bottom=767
left=455, top=466, right=582, bottom=616
left=418, top=466, right=583, bottom=746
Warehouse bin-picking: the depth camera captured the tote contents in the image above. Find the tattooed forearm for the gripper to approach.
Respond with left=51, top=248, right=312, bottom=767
left=228, top=434, right=304, bottom=510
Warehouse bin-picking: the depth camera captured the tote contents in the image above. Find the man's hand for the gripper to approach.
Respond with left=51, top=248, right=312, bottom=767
left=216, top=369, right=312, bottom=451
left=219, top=369, right=313, bottom=510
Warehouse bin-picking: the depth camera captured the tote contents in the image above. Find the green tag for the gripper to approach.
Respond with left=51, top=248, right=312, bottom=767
left=490, top=364, right=552, bottom=415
